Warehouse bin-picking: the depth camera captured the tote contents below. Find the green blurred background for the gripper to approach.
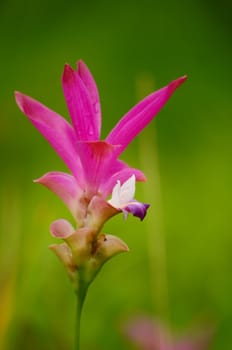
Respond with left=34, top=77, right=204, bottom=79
left=0, top=0, right=232, bottom=349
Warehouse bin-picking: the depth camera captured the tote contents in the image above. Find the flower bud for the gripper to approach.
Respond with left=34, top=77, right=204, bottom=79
left=50, top=219, right=75, bottom=238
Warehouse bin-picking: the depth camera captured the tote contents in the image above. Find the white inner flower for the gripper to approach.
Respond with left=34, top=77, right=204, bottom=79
left=108, top=174, right=135, bottom=209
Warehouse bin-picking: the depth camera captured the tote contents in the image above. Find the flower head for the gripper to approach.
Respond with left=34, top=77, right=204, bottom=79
left=15, top=60, right=186, bottom=226
left=15, top=61, right=186, bottom=286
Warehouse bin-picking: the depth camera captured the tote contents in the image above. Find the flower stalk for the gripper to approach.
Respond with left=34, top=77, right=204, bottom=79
left=75, top=276, right=89, bottom=350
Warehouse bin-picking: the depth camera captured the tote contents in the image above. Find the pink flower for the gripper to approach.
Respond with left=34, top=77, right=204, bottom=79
left=15, top=60, right=186, bottom=227
left=124, top=317, right=213, bottom=350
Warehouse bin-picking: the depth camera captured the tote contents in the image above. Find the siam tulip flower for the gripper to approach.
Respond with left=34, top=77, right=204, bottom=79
left=15, top=60, right=186, bottom=350
left=15, top=60, right=186, bottom=232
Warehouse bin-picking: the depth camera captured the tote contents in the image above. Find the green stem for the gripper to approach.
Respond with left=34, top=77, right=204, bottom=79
left=75, top=280, right=88, bottom=350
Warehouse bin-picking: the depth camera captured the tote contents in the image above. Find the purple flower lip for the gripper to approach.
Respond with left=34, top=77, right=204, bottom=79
left=123, top=201, right=150, bottom=221
left=15, top=60, right=186, bottom=222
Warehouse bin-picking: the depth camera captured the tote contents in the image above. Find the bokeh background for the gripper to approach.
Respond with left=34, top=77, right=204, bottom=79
left=0, top=0, right=232, bottom=349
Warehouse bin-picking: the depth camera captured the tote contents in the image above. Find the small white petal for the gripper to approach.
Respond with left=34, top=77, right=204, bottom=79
left=108, top=180, right=121, bottom=207
left=119, top=175, right=135, bottom=205
left=108, top=175, right=135, bottom=209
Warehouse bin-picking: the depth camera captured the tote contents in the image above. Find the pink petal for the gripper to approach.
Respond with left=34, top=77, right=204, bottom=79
left=34, top=171, right=81, bottom=218
left=15, top=92, right=82, bottom=180
left=76, top=141, right=118, bottom=197
left=124, top=317, right=164, bottom=350
left=62, top=64, right=99, bottom=141
left=50, top=219, right=75, bottom=239
left=106, top=76, right=187, bottom=156
left=100, top=165, right=146, bottom=198
left=101, top=159, right=128, bottom=180
left=77, top=60, right=101, bottom=136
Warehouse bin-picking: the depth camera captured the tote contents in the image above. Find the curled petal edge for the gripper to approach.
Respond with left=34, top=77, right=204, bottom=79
left=34, top=171, right=81, bottom=220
